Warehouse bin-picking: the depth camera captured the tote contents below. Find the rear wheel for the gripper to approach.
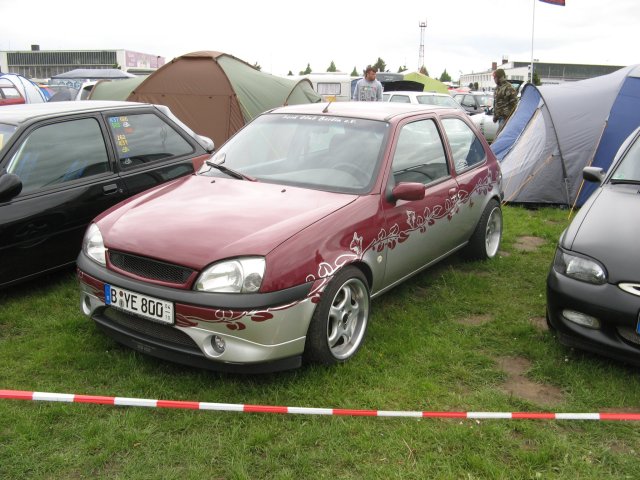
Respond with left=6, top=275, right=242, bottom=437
left=304, top=266, right=370, bottom=365
left=463, top=199, right=502, bottom=260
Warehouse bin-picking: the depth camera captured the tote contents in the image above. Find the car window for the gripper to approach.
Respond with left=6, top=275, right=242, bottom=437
left=611, top=134, right=640, bottom=182
left=0, top=123, right=18, bottom=149
left=6, top=118, right=110, bottom=195
left=107, top=113, right=194, bottom=170
left=316, top=82, right=341, bottom=96
left=441, top=118, right=486, bottom=171
left=389, top=95, right=411, bottom=104
left=460, top=95, right=476, bottom=108
left=392, top=119, right=449, bottom=185
left=200, top=113, right=387, bottom=194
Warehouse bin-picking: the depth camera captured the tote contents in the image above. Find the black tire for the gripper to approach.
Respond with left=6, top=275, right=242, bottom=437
left=463, top=199, right=502, bottom=261
left=303, top=266, right=370, bottom=365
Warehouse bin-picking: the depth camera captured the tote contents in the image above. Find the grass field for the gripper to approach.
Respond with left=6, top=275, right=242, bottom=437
left=1, top=205, right=639, bottom=479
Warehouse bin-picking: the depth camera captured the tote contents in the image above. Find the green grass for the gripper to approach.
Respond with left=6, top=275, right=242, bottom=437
left=1, top=206, right=639, bottom=479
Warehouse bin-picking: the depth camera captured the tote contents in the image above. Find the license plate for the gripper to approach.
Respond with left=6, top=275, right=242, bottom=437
left=104, top=284, right=174, bottom=325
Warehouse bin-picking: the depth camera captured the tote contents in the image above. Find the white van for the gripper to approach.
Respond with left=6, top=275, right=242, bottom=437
left=296, top=73, right=356, bottom=102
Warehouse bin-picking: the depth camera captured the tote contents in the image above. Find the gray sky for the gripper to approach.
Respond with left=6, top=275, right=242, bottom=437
left=1, top=0, right=637, bottom=79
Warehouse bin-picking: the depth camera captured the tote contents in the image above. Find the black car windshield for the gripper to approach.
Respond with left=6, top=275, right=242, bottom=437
left=198, top=113, right=388, bottom=194
left=0, top=123, right=17, bottom=151
left=610, top=134, right=640, bottom=183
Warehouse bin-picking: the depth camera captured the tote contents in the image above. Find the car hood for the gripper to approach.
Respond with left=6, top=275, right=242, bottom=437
left=98, top=176, right=357, bottom=270
left=562, top=185, right=640, bottom=282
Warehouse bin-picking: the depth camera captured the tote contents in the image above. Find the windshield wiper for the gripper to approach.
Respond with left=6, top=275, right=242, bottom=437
left=205, top=160, right=256, bottom=182
left=609, top=178, right=640, bottom=185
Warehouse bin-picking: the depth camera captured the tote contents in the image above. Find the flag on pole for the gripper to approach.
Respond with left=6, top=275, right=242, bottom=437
left=539, top=0, right=565, bottom=5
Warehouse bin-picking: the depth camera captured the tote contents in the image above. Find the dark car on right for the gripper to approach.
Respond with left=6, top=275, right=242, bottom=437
left=546, top=126, right=640, bottom=366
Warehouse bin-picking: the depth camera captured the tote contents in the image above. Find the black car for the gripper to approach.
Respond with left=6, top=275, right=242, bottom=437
left=0, top=101, right=214, bottom=288
left=547, top=126, right=640, bottom=366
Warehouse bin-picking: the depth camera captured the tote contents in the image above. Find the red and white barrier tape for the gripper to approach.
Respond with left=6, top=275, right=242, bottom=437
left=2, top=389, right=639, bottom=421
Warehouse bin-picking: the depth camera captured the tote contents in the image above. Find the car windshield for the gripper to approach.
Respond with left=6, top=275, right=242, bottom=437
left=0, top=123, right=17, bottom=151
left=198, top=113, right=388, bottom=194
left=476, top=95, right=493, bottom=107
left=610, top=133, right=640, bottom=183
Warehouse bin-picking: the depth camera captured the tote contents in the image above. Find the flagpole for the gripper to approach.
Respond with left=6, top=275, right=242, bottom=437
left=530, top=0, right=536, bottom=84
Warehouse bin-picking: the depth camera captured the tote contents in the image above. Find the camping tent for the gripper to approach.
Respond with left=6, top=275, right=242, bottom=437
left=127, top=51, right=321, bottom=146
left=88, top=76, right=148, bottom=101
left=402, top=72, right=449, bottom=94
left=0, top=73, right=47, bottom=104
left=491, top=64, right=640, bottom=206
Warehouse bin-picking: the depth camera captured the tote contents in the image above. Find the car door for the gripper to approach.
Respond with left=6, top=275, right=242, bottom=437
left=381, top=116, right=467, bottom=287
left=101, top=109, right=205, bottom=197
left=0, top=115, right=127, bottom=287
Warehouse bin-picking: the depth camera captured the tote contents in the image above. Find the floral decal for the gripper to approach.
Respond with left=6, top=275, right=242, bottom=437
left=172, top=171, right=496, bottom=331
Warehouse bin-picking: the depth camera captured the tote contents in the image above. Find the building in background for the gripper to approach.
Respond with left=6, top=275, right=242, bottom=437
left=460, top=59, right=625, bottom=92
left=0, top=46, right=165, bottom=81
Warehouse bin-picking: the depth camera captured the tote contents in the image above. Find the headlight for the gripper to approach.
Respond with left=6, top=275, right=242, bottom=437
left=82, top=223, right=106, bottom=266
left=195, top=257, right=265, bottom=293
left=553, top=248, right=607, bottom=285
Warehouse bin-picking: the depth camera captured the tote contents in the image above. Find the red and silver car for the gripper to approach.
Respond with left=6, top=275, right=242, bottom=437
left=77, top=102, right=503, bottom=373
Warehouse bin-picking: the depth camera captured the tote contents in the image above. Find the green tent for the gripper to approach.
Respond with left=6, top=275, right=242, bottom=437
left=127, top=51, right=321, bottom=146
left=88, top=76, right=148, bottom=101
left=403, top=72, right=449, bottom=94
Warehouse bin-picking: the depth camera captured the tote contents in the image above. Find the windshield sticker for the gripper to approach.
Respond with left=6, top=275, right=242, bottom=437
left=281, top=114, right=356, bottom=125
left=109, top=116, right=134, bottom=156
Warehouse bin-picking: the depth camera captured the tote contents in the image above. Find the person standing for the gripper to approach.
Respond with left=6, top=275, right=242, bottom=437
left=352, top=66, right=383, bottom=102
left=492, top=68, right=517, bottom=133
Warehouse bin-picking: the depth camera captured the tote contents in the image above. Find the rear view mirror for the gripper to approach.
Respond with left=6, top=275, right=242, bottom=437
left=391, top=182, right=425, bottom=201
left=583, top=166, right=605, bottom=184
left=0, top=172, right=22, bottom=201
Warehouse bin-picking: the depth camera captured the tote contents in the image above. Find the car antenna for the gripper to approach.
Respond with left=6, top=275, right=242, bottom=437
left=322, top=100, right=333, bottom=113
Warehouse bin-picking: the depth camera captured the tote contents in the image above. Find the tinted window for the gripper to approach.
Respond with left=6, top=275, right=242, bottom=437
left=7, top=118, right=110, bottom=195
left=392, top=119, right=449, bottom=184
left=441, top=118, right=486, bottom=171
left=107, top=113, right=193, bottom=170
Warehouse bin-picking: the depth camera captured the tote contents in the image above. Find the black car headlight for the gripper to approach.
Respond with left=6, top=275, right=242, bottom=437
left=195, top=257, right=265, bottom=293
left=553, top=248, right=607, bottom=285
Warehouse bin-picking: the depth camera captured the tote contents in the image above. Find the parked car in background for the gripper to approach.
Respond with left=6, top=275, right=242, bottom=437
left=383, top=90, right=466, bottom=112
left=547, top=126, right=640, bottom=366
left=0, top=101, right=214, bottom=288
left=77, top=102, right=503, bottom=373
left=453, top=92, right=493, bottom=115
left=470, top=108, right=500, bottom=143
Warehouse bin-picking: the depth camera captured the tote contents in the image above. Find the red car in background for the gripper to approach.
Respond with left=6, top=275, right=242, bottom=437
left=77, top=102, right=504, bottom=373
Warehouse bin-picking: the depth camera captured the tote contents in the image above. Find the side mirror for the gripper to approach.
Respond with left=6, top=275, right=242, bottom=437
left=583, top=166, right=605, bottom=184
left=391, top=182, right=425, bottom=202
left=197, top=135, right=215, bottom=153
left=0, top=172, right=23, bottom=201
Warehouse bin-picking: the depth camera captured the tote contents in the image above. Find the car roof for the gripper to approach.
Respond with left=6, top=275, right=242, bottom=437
left=269, top=101, right=455, bottom=121
left=385, top=91, right=451, bottom=97
left=0, top=100, right=151, bottom=126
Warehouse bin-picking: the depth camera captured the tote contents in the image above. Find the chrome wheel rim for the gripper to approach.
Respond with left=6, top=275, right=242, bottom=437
left=485, top=207, right=502, bottom=258
left=327, top=277, right=369, bottom=360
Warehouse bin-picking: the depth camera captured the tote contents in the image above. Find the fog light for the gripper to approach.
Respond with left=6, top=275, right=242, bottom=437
left=211, top=335, right=226, bottom=354
left=562, top=309, right=601, bottom=329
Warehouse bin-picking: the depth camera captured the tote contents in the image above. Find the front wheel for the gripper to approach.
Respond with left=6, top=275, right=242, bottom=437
left=463, top=199, right=502, bottom=261
left=304, top=266, right=370, bottom=365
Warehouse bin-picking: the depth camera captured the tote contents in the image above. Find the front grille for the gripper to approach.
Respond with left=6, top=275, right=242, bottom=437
left=617, top=325, right=640, bottom=346
left=104, top=307, right=199, bottom=350
left=109, top=251, right=194, bottom=284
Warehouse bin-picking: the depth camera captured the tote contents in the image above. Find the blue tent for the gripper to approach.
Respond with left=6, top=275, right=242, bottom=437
left=491, top=64, right=640, bottom=206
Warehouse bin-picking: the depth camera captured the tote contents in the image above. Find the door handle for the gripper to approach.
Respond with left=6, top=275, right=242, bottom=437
left=448, top=187, right=458, bottom=196
left=103, top=184, right=119, bottom=195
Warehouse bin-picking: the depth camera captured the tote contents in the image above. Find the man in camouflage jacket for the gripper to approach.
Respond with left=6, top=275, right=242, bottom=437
left=492, top=68, right=517, bottom=132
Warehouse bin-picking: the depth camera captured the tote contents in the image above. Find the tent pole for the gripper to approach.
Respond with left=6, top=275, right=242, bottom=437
left=530, top=0, right=536, bottom=84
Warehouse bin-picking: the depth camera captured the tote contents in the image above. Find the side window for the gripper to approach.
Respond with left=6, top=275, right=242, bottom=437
left=461, top=95, right=476, bottom=108
left=389, top=95, right=411, bottom=104
left=392, top=119, right=449, bottom=185
left=108, top=113, right=194, bottom=170
left=7, top=118, right=110, bottom=195
left=441, top=118, right=486, bottom=171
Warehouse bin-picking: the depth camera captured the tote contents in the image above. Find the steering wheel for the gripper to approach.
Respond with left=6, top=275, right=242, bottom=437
left=333, top=162, right=370, bottom=184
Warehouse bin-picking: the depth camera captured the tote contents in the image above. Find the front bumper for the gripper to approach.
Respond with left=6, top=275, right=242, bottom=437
left=77, top=254, right=318, bottom=373
left=546, top=267, right=640, bottom=367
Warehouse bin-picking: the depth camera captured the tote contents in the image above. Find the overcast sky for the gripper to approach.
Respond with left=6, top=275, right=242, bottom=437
left=1, top=0, right=637, bottom=79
